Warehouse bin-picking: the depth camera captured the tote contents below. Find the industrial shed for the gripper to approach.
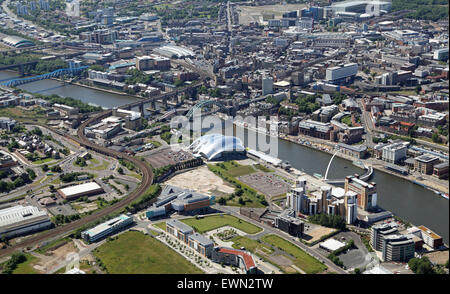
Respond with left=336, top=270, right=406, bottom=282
left=2, top=36, right=35, bottom=48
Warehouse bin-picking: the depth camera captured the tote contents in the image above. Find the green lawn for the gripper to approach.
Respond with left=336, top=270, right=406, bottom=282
left=153, top=222, right=166, bottom=231
left=35, top=237, right=71, bottom=254
left=32, top=158, right=54, bottom=165
left=88, top=160, right=110, bottom=171
left=128, top=173, right=142, bottom=180
left=207, top=162, right=267, bottom=208
left=181, top=214, right=262, bottom=234
left=231, top=236, right=273, bottom=255
left=261, top=235, right=327, bottom=274
left=148, top=140, right=162, bottom=148
left=93, top=231, right=203, bottom=274
left=254, top=164, right=274, bottom=173
left=12, top=253, right=39, bottom=274
left=214, top=161, right=256, bottom=177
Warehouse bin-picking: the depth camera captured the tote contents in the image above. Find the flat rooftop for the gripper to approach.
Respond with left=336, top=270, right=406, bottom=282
left=58, top=182, right=103, bottom=197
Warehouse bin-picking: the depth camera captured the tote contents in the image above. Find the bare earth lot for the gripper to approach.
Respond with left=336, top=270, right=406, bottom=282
left=164, top=165, right=235, bottom=195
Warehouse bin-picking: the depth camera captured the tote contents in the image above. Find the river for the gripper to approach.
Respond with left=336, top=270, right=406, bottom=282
left=1, top=71, right=448, bottom=244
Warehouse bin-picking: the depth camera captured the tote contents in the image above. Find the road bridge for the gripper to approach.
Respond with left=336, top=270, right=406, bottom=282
left=0, top=60, right=39, bottom=76
left=0, top=66, right=88, bottom=87
left=119, top=82, right=203, bottom=116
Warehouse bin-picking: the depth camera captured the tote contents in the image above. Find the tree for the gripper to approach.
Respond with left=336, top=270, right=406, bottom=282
left=238, top=197, right=245, bottom=205
left=218, top=197, right=227, bottom=205
left=42, top=164, right=49, bottom=172
left=51, top=165, right=62, bottom=173
left=432, top=132, right=441, bottom=143
left=416, top=258, right=435, bottom=274
left=118, top=167, right=124, bottom=175
left=354, top=268, right=361, bottom=274
left=408, top=257, right=435, bottom=274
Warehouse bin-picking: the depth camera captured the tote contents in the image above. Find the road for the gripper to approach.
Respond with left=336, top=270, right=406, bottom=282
left=2, top=0, right=65, bottom=39
left=359, top=100, right=449, bottom=152
left=216, top=205, right=348, bottom=274
left=0, top=114, right=154, bottom=259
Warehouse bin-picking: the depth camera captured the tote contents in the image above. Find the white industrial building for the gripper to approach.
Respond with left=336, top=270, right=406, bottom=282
left=433, top=48, right=449, bottom=61
left=325, top=63, right=358, bottom=84
left=319, top=238, right=346, bottom=252
left=57, top=182, right=104, bottom=200
left=330, top=1, right=392, bottom=16
left=0, top=205, right=52, bottom=239
left=81, top=214, right=133, bottom=242
left=189, top=134, right=246, bottom=161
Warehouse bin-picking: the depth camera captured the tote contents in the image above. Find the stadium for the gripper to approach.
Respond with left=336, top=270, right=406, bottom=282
left=189, top=134, right=246, bottom=161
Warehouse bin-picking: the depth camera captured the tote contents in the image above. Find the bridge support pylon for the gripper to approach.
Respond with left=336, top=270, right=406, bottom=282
left=139, top=103, right=145, bottom=117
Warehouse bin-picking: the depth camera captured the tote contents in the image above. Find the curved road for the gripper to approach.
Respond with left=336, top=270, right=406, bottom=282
left=0, top=112, right=154, bottom=258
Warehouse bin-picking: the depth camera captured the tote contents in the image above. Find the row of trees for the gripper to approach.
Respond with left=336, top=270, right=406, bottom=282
left=307, top=214, right=347, bottom=230
left=1, top=253, right=27, bottom=274
left=52, top=214, right=80, bottom=226
left=42, top=164, right=62, bottom=173
left=408, top=257, right=448, bottom=274
left=0, top=172, right=33, bottom=193
left=32, top=93, right=103, bottom=114
left=59, top=172, right=92, bottom=183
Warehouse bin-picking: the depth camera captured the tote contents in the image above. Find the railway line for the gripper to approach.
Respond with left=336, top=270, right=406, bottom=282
left=0, top=111, right=154, bottom=258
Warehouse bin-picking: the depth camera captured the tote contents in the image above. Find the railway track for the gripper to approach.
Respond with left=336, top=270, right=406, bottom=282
left=0, top=112, right=154, bottom=258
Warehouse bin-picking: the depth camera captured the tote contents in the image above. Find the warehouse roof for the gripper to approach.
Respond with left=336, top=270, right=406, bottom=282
left=0, top=205, right=49, bottom=230
left=2, top=36, right=35, bottom=48
left=319, top=239, right=346, bottom=252
left=83, top=215, right=131, bottom=237
left=58, top=182, right=102, bottom=197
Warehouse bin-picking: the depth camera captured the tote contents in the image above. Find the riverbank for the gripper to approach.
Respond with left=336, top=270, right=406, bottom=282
left=54, top=78, right=147, bottom=100
left=232, top=119, right=449, bottom=195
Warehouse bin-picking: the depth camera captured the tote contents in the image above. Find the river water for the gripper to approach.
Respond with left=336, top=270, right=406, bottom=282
left=1, top=71, right=448, bottom=243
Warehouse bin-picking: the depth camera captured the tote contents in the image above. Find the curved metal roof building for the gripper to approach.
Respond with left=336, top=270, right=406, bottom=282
left=189, top=134, right=245, bottom=161
left=2, top=36, right=35, bottom=48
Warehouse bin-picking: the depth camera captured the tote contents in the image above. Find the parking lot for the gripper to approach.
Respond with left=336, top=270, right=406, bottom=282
left=238, top=172, right=290, bottom=197
left=145, top=148, right=194, bottom=169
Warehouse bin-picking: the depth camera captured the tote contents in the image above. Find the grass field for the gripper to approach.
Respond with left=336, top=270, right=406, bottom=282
left=88, top=160, right=110, bottom=171
left=35, top=237, right=71, bottom=254
left=231, top=236, right=273, bottom=255
left=181, top=214, right=262, bottom=234
left=93, top=231, right=203, bottom=274
left=148, top=140, right=162, bottom=148
left=153, top=222, right=166, bottom=231
left=207, top=161, right=267, bottom=208
left=254, top=164, right=274, bottom=173
left=32, top=158, right=54, bottom=165
left=128, top=172, right=142, bottom=180
left=12, top=253, right=39, bottom=274
left=261, top=235, right=327, bottom=274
